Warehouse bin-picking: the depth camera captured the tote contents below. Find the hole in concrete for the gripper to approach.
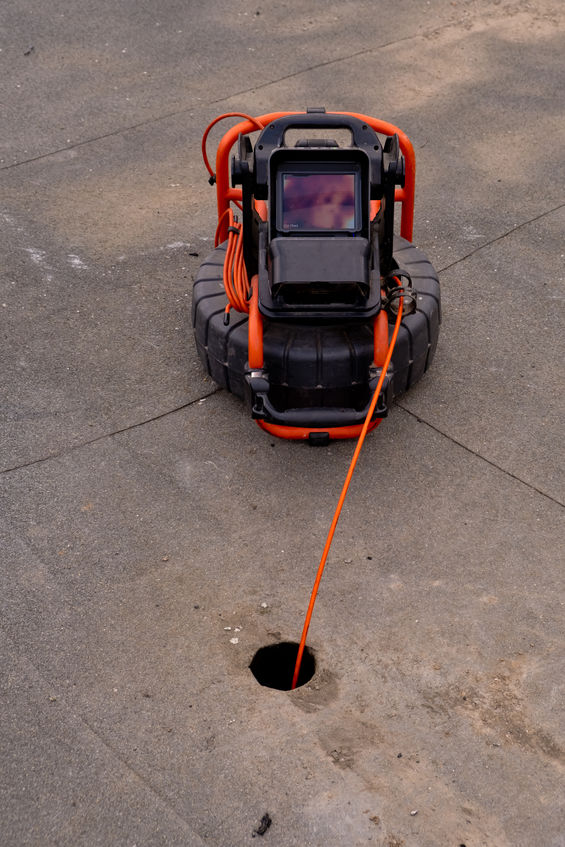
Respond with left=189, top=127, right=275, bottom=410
left=249, top=642, right=316, bottom=690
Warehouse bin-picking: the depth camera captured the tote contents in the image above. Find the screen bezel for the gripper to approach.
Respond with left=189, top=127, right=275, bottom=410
left=275, top=161, right=363, bottom=236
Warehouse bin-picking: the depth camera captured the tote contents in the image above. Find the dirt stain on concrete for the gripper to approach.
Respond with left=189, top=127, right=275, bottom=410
left=291, top=668, right=339, bottom=713
left=433, top=655, right=565, bottom=768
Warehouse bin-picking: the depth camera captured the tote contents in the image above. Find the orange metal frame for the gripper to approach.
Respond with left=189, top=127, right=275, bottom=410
left=213, top=110, right=415, bottom=243
left=212, top=111, right=416, bottom=438
left=258, top=420, right=382, bottom=440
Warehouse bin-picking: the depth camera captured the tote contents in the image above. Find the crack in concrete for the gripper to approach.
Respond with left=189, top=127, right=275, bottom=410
left=207, top=29, right=424, bottom=108
left=437, top=201, right=565, bottom=274
left=395, top=403, right=564, bottom=509
left=0, top=388, right=220, bottom=475
left=0, top=108, right=194, bottom=172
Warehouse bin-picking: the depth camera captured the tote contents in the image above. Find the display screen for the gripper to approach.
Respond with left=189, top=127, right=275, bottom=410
left=280, top=172, right=357, bottom=232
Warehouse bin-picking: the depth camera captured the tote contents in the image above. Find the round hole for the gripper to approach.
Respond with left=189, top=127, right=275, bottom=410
left=249, top=641, right=316, bottom=690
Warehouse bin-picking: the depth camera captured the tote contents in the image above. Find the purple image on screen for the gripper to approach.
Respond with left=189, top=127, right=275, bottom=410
left=282, top=173, right=356, bottom=231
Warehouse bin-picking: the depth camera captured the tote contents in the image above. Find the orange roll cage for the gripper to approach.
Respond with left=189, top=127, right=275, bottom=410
left=213, top=110, right=415, bottom=244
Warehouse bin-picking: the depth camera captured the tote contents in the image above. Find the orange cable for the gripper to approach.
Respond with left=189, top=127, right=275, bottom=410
left=201, top=112, right=265, bottom=180
left=291, top=296, right=404, bottom=690
left=215, top=207, right=231, bottom=247
left=221, top=208, right=251, bottom=314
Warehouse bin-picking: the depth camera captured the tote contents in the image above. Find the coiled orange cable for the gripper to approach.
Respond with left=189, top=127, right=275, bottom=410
left=221, top=209, right=250, bottom=315
left=202, top=114, right=266, bottom=318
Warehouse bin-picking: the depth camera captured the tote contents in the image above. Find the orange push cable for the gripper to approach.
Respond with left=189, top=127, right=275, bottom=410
left=291, top=295, right=404, bottom=690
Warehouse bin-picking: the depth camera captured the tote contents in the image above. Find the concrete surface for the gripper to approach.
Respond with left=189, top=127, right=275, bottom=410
left=1, top=1, right=564, bottom=845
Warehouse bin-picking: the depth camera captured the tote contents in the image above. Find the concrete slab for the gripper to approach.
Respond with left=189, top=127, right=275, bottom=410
left=401, top=206, right=565, bottom=503
left=1, top=0, right=564, bottom=845
left=0, top=629, right=207, bottom=846
left=0, top=222, right=212, bottom=469
left=2, top=0, right=499, bottom=164
left=1, top=403, right=564, bottom=846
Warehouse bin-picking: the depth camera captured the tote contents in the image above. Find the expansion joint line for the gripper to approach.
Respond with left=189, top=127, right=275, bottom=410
left=396, top=403, right=564, bottom=510
left=2, top=12, right=495, bottom=173
left=437, top=200, right=565, bottom=274
left=1, top=389, right=219, bottom=475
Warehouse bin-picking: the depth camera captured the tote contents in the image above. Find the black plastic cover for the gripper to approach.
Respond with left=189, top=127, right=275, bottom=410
left=270, top=237, right=370, bottom=293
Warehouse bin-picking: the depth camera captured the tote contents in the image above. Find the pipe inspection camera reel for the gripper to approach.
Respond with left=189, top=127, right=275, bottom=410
left=193, top=109, right=440, bottom=444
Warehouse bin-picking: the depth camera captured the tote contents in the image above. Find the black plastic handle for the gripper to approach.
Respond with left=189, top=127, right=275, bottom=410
left=258, top=112, right=380, bottom=151
left=253, top=111, right=383, bottom=193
